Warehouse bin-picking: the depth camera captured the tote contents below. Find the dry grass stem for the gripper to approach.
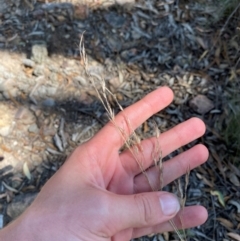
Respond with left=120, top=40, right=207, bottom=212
left=172, top=166, right=191, bottom=241
left=152, top=147, right=190, bottom=240
left=152, top=122, right=163, bottom=191
left=80, top=34, right=157, bottom=191
left=80, top=34, right=190, bottom=241
left=169, top=219, right=185, bottom=241
left=183, top=167, right=190, bottom=208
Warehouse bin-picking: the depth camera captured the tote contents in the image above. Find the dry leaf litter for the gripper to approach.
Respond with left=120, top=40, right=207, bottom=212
left=0, top=0, right=240, bottom=240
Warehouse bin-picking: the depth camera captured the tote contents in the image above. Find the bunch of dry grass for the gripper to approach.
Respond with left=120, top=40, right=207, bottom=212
left=79, top=34, right=190, bottom=240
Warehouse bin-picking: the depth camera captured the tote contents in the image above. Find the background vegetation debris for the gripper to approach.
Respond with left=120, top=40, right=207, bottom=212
left=0, top=0, right=239, bottom=239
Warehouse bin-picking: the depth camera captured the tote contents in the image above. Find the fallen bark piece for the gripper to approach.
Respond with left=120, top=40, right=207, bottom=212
left=189, top=95, right=214, bottom=114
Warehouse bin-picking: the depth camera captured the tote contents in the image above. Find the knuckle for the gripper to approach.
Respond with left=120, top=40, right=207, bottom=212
left=141, top=97, right=154, bottom=111
left=134, top=194, right=156, bottom=225
left=117, top=113, right=131, bottom=136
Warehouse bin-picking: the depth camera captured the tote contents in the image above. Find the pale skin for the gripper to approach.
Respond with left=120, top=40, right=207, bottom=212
left=0, top=86, right=208, bottom=241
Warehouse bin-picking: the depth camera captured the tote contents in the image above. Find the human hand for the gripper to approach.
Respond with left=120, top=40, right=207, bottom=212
left=0, top=86, right=208, bottom=241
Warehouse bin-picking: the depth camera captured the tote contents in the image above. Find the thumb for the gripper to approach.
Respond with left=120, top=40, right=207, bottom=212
left=110, top=191, right=180, bottom=233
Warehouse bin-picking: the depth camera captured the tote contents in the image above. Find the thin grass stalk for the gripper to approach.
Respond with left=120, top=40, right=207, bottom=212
left=153, top=125, right=186, bottom=240
left=169, top=220, right=185, bottom=241
left=80, top=34, right=190, bottom=240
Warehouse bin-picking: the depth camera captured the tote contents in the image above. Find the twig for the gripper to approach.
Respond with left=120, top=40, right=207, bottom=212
left=220, top=2, right=240, bottom=34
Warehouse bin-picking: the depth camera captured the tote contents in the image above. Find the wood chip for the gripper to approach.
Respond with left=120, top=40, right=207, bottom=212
left=227, top=233, right=240, bottom=241
left=210, top=190, right=225, bottom=207
left=216, top=217, right=234, bottom=229
left=2, top=181, right=18, bottom=193
left=189, top=95, right=214, bottom=114
left=229, top=174, right=240, bottom=187
left=0, top=193, right=7, bottom=199
left=229, top=200, right=240, bottom=213
left=23, top=162, right=31, bottom=180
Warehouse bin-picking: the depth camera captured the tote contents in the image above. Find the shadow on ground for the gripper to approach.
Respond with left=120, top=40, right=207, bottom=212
left=2, top=0, right=237, bottom=73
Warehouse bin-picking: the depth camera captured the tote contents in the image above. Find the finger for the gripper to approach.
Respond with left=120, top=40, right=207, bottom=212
left=120, top=117, right=206, bottom=176
left=87, top=87, right=174, bottom=152
left=109, top=191, right=180, bottom=235
left=132, top=206, right=208, bottom=239
left=133, top=144, right=208, bottom=193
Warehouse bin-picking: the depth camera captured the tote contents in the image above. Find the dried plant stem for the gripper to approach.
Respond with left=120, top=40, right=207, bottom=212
left=152, top=122, right=163, bottom=191
left=169, top=220, right=185, bottom=241
left=152, top=123, right=188, bottom=241
left=172, top=166, right=190, bottom=241
left=80, top=34, right=157, bottom=191
left=80, top=34, right=190, bottom=240
left=220, top=2, right=240, bottom=34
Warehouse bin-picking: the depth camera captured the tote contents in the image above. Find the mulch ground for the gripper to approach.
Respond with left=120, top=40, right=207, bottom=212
left=0, top=0, right=239, bottom=240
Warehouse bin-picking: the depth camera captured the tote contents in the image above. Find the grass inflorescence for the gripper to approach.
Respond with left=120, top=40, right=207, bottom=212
left=79, top=34, right=190, bottom=240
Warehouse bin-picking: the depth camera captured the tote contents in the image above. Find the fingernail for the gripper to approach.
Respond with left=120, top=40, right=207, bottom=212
left=159, top=194, right=180, bottom=216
